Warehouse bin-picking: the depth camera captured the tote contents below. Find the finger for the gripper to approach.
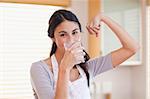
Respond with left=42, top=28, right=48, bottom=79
left=75, top=54, right=84, bottom=59
left=74, top=50, right=85, bottom=57
left=70, top=44, right=85, bottom=53
left=93, top=25, right=101, bottom=30
left=93, top=20, right=100, bottom=28
left=86, top=26, right=94, bottom=34
left=68, top=41, right=82, bottom=51
left=90, top=27, right=100, bottom=37
left=71, top=46, right=85, bottom=55
left=86, top=26, right=96, bottom=35
left=90, top=26, right=100, bottom=33
left=88, top=26, right=99, bottom=36
left=70, top=48, right=85, bottom=57
left=71, top=49, right=83, bottom=54
left=75, top=56, right=85, bottom=64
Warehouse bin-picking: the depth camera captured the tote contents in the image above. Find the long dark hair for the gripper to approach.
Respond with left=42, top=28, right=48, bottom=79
left=47, top=9, right=90, bottom=86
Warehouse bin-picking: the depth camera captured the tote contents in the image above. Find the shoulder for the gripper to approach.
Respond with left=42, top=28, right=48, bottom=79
left=30, top=59, right=55, bottom=93
left=30, top=60, right=47, bottom=73
left=30, top=60, right=45, bottom=74
left=30, top=58, right=53, bottom=75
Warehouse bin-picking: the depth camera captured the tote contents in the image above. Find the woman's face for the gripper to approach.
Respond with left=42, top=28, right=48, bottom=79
left=53, top=20, right=81, bottom=53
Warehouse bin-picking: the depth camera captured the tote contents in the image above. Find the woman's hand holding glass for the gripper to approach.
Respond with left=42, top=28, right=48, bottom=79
left=60, top=41, right=85, bottom=71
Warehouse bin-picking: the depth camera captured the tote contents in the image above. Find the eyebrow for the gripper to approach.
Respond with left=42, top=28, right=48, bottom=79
left=58, top=28, right=80, bottom=34
left=72, top=28, right=80, bottom=32
left=58, top=31, right=67, bottom=34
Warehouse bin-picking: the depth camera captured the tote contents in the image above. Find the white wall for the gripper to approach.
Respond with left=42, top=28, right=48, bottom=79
left=131, top=65, right=146, bottom=99
left=147, top=6, right=150, bottom=99
left=131, top=1, right=147, bottom=99
left=94, top=67, right=132, bottom=99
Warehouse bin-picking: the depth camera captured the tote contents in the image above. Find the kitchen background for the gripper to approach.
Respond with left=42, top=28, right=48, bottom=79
left=0, top=0, right=150, bottom=99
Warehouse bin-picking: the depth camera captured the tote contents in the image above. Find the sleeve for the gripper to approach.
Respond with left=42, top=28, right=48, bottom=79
left=87, top=53, right=113, bottom=78
left=30, top=62, right=54, bottom=99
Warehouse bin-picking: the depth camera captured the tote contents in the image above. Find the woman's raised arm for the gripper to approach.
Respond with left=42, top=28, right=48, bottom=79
left=86, top=14, right=140, bottom=68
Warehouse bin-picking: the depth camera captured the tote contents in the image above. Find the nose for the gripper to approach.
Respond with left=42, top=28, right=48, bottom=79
left=67, top=35, right=75, bottom=44
left=67, top=34, right=81, bottom=43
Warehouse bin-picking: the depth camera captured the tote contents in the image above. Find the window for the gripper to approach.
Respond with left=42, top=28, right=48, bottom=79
left=0, top=3, right=62, bottom=99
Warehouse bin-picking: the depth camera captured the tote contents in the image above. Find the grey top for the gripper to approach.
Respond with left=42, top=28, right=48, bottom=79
left=30, top=53, right=113, bottom=99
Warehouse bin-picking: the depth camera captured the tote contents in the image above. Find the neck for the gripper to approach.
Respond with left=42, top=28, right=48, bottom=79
left=55, top=48, right=64, bottom=65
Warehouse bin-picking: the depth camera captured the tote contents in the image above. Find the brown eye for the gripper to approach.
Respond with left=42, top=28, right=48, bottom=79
left=72, top=31, right=78, bottom=35
left=60, top=34, right=65, bottom=37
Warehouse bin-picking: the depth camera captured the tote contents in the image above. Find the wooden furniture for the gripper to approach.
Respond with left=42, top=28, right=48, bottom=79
left=0, top=0, right=70, bottom=7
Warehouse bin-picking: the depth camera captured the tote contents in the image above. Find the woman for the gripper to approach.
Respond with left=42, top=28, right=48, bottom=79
left=30, top=9, right=139, bottom=99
